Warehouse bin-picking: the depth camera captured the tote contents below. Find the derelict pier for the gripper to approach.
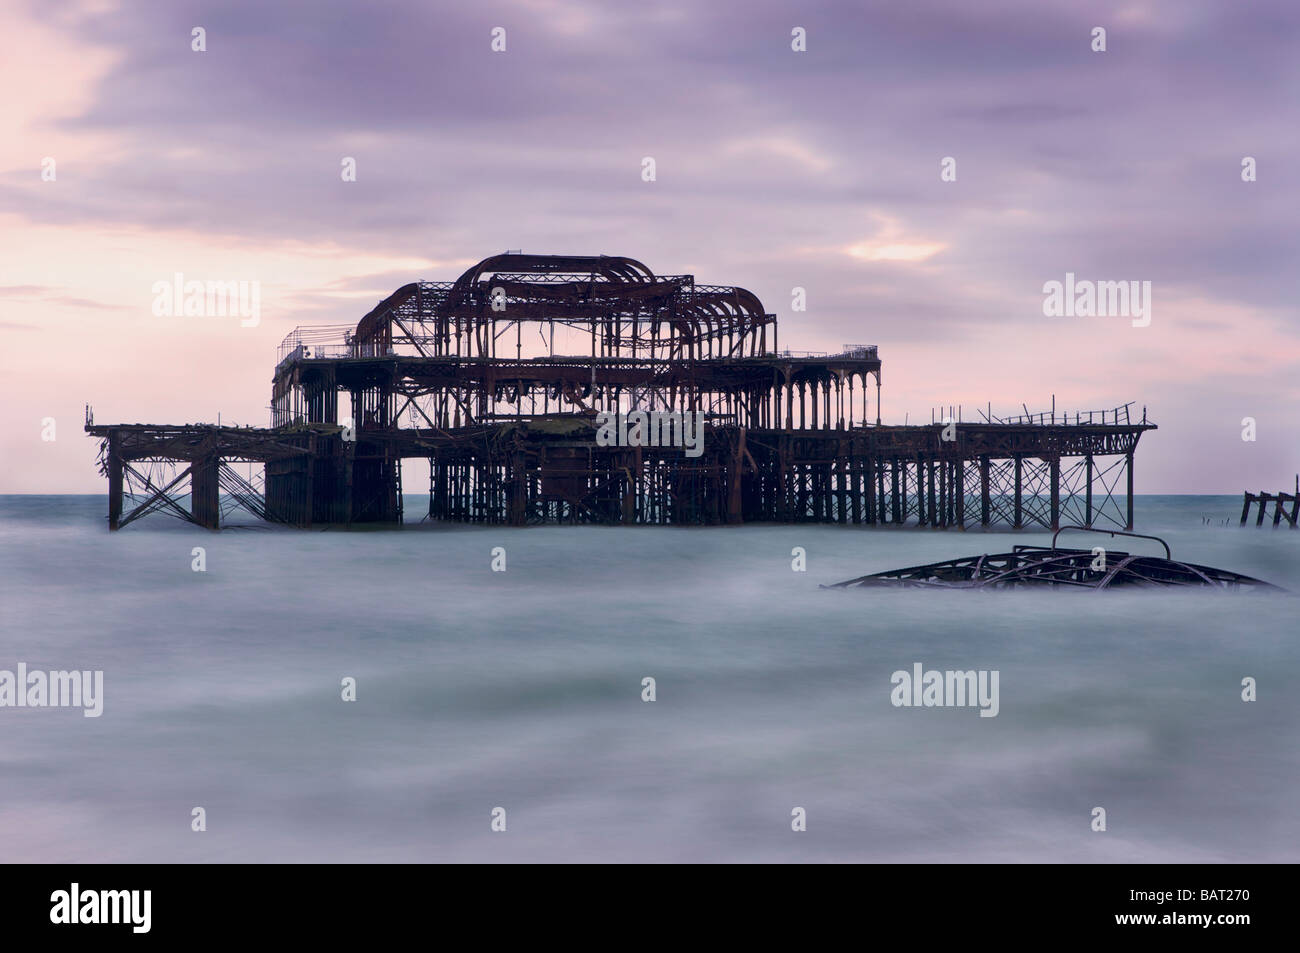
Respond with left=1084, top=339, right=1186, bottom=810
left=86, top=253, right=1154, bottom=531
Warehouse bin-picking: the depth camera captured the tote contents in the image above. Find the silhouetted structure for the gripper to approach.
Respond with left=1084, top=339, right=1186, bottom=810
left=1240, top=477, right=1300, bottom=528
left=87, top=253, right=1154, bottom=530
left=826, top=528, right=1282, bottom=590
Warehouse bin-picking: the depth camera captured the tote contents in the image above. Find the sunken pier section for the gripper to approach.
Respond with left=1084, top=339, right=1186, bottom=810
left=1240, top=480, right=1300, bottom=528
left=87, top=253, right=1154, bottom=531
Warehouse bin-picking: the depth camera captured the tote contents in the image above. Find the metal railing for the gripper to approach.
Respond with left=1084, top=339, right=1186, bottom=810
left=967, top=402, right=1140, bottom=426
left=772, top=345, right=878, bottom=361
left=274, top=340, right=396, bottom=375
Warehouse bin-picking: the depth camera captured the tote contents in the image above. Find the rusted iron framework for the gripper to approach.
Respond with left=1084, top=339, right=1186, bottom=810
left=86, top=252, right=1155, bottom=531
left=824, top=528, right=1283, bottom=591
left=270, top=253, right=879, bottom=433
left=1240, top=479, right=1300, bottom=528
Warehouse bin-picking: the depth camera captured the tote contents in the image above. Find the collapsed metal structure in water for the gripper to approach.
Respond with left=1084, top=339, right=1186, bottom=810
left=824, top=528, right=1283, bottom=591
left=86, top=253, right=1155, bottom=530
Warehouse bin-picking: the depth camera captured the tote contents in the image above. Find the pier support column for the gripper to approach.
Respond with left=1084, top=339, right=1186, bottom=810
left=876, top=457, right=886, bottom=523
left=191, top=454, right=220, bottom=530
left=891, top=460, right=902, bottom=524
left=837, top=456, right=847, bottom=524
left=727, top=432, right=745, bottom=525
left=980, top=455, right=990, bottom=527
left=301, top=432, right=316, bottom=528
left=343, top=439, right=354, bottom=525
left=956, top=459, right=965, bottom=529
left=936, top=460, right=945, bottom=528
left=431, top=460, right=446, bottom=520
left=1086, top=454, right=1094, bottom=527
left=1049, top=454, right=1060, bottom=531
left=916, top=458, right=926, bottom=526
left=1013, top=455, right=1023, bottom=529
left=848, top=457, right=859, bottom=524
left=776, top=439, right=789, bottom=521
left=1126, top=450, right=1134, bottom=530
left=107, top=431, right=123, bottom=531
left=512, top=451, right=530, bottom=526
left=930, top=455, right=941, bottom=525
left=863, top=452, right=875, bottom=525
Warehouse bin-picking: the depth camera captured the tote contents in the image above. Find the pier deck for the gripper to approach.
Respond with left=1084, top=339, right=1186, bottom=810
left=86, top=416, right=1153, bottom=531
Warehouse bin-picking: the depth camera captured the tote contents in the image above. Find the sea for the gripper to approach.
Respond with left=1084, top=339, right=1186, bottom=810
left=0, top=494, right=1295, bottom=862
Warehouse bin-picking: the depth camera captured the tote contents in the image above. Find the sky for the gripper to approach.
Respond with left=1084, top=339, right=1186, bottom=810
left=1, top=0, right=1297, bottom=493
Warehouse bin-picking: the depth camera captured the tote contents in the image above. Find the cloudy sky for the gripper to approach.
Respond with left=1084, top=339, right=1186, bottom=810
left=2, top=0, right=1296, bottom=492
